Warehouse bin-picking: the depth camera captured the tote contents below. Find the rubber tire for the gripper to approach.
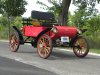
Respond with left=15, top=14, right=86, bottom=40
left=9, top=31, right=20, bottom=52
left=73, top=36, right=89, bottom=58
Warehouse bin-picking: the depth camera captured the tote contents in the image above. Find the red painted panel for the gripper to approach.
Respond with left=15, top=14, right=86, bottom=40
left=22, top=26, right=77, bottom=40
left=50, top=26, right=77, bottom=39
left=56, top=26, right=77, bottom=38
left=23, top=26, right=47, bottom=37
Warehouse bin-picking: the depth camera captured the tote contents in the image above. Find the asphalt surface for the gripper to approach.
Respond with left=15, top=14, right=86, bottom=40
left=0, top=56, right=58, bottom=75
left=0, top=41, right=58, bottom=75
left=0, top=41, right=100, bottom=75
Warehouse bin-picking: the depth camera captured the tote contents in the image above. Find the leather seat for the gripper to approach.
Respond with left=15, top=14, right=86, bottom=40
left=31, top=11, right=55, bottom=27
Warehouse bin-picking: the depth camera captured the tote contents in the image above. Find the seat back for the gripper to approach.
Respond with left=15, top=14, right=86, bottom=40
left=31, top=11, right=55, bottom=27
left=31, top=11, right=55, bottom=21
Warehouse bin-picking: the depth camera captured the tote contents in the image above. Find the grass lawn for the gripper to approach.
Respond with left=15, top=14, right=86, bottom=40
left=90, top=49, right=100, bottom=54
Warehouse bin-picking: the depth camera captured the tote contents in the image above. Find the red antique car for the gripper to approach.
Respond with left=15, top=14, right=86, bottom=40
left=9, top=11, right=89, bottom=59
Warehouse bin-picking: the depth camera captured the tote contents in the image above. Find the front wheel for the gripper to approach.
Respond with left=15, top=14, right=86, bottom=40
left=37, top=34, right=52, bottom=59
left=73, top=36, right=89, bottom=58
left=9, top=32, right=20, bottom=52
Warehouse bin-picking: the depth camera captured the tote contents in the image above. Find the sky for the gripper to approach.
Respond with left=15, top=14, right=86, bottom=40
left=22, top=0, right=99, bottom=17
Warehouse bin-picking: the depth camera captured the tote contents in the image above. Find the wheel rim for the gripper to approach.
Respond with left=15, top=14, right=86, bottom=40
left=9, top=34, right=19, bottom=52
left=73, top=38, right=89, bottom=57
left=37, top=35, right=52, bottom=58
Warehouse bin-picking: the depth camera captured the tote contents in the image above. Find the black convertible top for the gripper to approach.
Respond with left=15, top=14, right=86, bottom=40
left=31, top=11, right=55, bottom=21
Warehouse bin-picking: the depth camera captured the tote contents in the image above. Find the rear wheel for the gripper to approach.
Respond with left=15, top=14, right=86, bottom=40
left=9, top=32, right=20, bottom=52
left=37, top=34, right=52, bottom=59
left=73, top=36, right=89, bottom=58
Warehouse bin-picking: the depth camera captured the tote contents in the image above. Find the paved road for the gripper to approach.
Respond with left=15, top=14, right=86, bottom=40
left=0, top=56, right=58, bottom=75
left=0, top=41, right=100, bottom=75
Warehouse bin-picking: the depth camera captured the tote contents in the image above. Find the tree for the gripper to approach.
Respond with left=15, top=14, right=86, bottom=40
left=87, top=15, right=100, bottom=36
left=37, top=0, right=62, bottom=22
left=56, top=0, right=100, bottom=26
left=0, top=16, right=8, bottom=26
left=58, top=0, right=71, bottom=25
left=13, top=17, right=22, bottom=28
left=72, top=0, right=99, bottom=28
left=0, top=0, right=4, bottom=14
left=72, top=5, right=88, bottom=28
left=48, top=0, right=71, bottom=25
left=1, top=0, right=27, bottom=39
left=73, top=0, right=99, bottom=16
left=4, top=0, right=27, bottom=16
left=37, top=0, right=71, bottom=25
left=37, top=0, right=99, bottom=26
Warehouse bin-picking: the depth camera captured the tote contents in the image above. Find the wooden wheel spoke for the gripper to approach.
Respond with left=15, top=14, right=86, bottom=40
left=37, top=34, right=52, bottom=59
left=75, top=46, right=84, bottom=55
left=79, top=49, right=83, bottom=55
left=46, top=41, right=50, bottom=46
left=39, top=40, right=43, bottom=44
left=76, top=49, right=79, bottom=52
left=10, top=42, right=13, bottom=47
left=42, top=38, right=45, bottom=43
left=45, top=47, right=50, bottom=54
left=9, top=33, right=19, bottom=52
left=40, top=47, right=44, bottom=53
left=73, top=37, right=89, bottom=57
left=41, top=47, right=50, bottom=56
left=15, top=43, right=18, bottom=48
left=44, top=49, right=47, bottom=56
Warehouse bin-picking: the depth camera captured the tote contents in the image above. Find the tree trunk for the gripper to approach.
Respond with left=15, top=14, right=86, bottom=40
left=58, top=0, right=71, bottom=25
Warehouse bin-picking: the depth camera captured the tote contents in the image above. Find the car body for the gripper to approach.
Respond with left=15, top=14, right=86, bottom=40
left=9, top=11, right=89, bottom=59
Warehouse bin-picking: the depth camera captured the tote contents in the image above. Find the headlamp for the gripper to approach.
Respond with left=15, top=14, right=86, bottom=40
left=77, top=28, right=82, bottom=34
left=51, top=27, right=58, bottom=34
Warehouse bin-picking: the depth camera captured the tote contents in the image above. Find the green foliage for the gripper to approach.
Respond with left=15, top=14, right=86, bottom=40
left=67, top=12, right=75, bottom=25
left=0, top=26, right=8, bottom=39
left=13, top=17, right=23, bottom=28
left=0, top=0, right=27, bottom=40
left=70, top=0, right=99, bottom=28
left=0, top=16, right=8, bottom=26
left=0, top=16, right=23, bottom=39
left=37, top=0, right=99, bottom=25
left=90, top=49, right=100, bottom=54
left=72, top=10, right=88, bottom=28
left=3, top=0, right=27, bottom=16
left=86, top=15, right=100, bottom=37
left=0, top=0, right=4, bottom=14
left=37, top=0, right=72, bottom=25
left=86, top=36, right=100, bottom=49
left=0, top=16, right=9, bottom=39
left=83, top=15, right=100, bottom=49
left=73, top=0, right=99, bottom=16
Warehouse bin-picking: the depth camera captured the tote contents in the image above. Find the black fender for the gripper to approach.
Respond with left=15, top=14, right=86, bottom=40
left=12, top=26, right=24, bottom=44
left=33, top=27, right=52, bottom=47
left=69, top=35, right=83, bottom=47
